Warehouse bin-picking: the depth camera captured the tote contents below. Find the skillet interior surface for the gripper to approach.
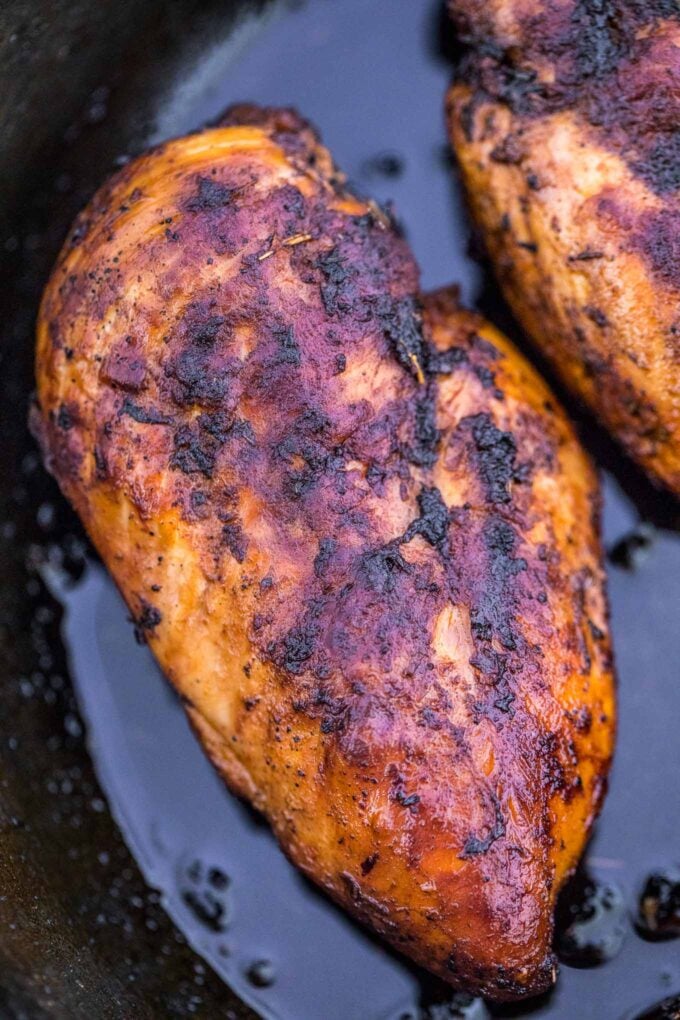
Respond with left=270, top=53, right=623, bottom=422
left=1, top=1, right=680, bottom=1018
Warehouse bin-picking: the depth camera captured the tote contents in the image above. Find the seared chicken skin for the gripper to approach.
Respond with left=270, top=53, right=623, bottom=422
left=448, top=1, right=680, bottom=495
left=34, top=106, right=615, bottom=1001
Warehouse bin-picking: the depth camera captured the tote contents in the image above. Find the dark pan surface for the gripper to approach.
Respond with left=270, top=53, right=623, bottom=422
left=2, top=1, right=680, bottom=1018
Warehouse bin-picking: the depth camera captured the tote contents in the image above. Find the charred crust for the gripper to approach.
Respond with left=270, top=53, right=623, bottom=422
left=408, top=388, right=440, bottom=466
left=317, top=247, right=353, bottom=317
left=459, top=793, right=506, bottom=858
left=170, top=423, right=218, bottom=478
left=360, top=544, right=412, bottom=594
left=490, top=134, right=525, bottom=165
left=394, top=788, right=421, bottom=812
left=584, top=305, right=609, bottom=328
left=361, top=853, right=379, bottom=876
left=183, top=176, right=234, bottom=213
left=427, top=344, right=468, bottom=375
left=132, top=599, right=162, bottom=644
left=56, top=404, right=74, bottom=431
left=272, top=324, right=301, bottom=367
left=378, top=295, right=428, bottom=382
left=570, top=0, right=630, bottom=80
left=120, top=399, right=170, bottom=425
left=634, top=208, right=680, bottom=289
left=462, top=412, right=520, bottom=504
left=221, top=515, right=247, bottom=563
left=313, top=538, right=337, bottom=579
left=276, top=623, right=319, bottom=676
left=453, top=1, right=680, bottom=197
left=403, top=486, right=450, bottom=552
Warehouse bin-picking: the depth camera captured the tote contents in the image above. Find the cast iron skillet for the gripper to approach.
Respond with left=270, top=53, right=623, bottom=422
left=1, top=1, right=679, bottom=1017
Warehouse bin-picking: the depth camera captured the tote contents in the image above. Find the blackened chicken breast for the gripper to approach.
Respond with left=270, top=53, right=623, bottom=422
left=448, top=0, right=680, bottom=494
left=34, top=105, right=615, bottom=1000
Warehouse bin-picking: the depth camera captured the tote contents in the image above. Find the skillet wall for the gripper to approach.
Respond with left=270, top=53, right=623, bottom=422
left=0, top=2, right=264, bottom=1016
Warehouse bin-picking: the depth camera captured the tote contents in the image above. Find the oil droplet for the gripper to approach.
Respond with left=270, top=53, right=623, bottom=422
left=608, top=523, right=656, bottom=570
left=636, top=868, right=680, bottom=941
left=245, top=959, right=276, bottom=988
left=423, top=995, right=486, bottom=1020
left=361, top=150, right=406, bottom=180
left=401, top=979, right=487, bottom=1020
left=179, top=858, right=229, bottom=934
left=554, top=869, right=626, bottom=967
left=632, top=993, right=680, bottom=1019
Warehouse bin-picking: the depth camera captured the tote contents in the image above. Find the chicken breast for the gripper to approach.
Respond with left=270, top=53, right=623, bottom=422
left=33, top=105, right=615, bottom=1001
left=448, top=1, right=680, bottom=495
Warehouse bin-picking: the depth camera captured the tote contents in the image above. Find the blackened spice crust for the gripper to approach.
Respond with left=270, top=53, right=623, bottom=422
left=133, top=599, right=162, bottom=644
left=464, top=413, right=519, bottom=504
left=453, top=1, right=680, bottom=198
